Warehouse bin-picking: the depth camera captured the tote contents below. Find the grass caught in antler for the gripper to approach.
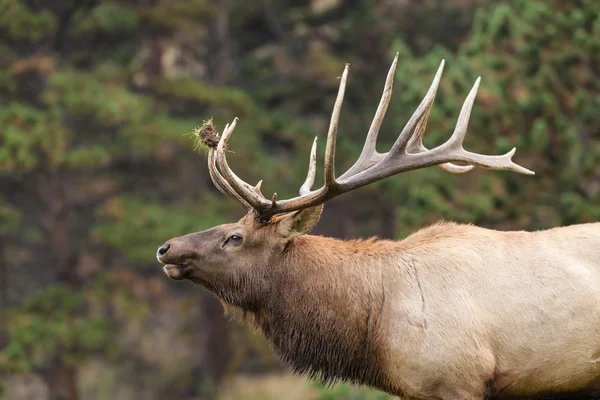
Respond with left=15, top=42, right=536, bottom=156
left=191, top=118, right=220, bottom=153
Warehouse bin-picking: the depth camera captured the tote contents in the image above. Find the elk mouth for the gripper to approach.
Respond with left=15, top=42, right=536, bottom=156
left=162, top=264, right=191, bottom=280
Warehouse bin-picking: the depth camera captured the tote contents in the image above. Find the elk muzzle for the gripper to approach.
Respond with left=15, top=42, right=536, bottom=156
left=156, top=240, right=192, bottom=280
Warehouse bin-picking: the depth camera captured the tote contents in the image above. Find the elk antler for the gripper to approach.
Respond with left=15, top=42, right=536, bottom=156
left=204, top=53, right=534, bottom=221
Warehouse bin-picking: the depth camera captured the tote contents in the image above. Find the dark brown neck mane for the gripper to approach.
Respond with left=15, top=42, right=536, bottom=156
left=245, top=236, right=399, bottom=391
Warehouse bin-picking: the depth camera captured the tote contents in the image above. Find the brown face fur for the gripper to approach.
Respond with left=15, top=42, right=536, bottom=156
left=156, top=207, right=322, bottom=308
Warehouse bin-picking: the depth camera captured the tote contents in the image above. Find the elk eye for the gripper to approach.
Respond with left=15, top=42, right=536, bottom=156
left=226, top=234, right=243, bottom=245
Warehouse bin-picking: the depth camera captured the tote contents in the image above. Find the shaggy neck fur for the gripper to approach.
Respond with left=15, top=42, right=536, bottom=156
left=256, top=235, right=400, bottom=391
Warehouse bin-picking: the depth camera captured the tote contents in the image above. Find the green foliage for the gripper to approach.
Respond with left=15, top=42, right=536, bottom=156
left=45, top=69, right=152, bottom=127
left=0, top=103, right=67, bottom=171
left=139, top=0, right=213, bottom=32
left=0, top=195, right=20, bottom=234
left=153, top=76, right=254, bottom=115
left=72, top=2, right=139, bottom=35
left=0, top=101, right=115, bottom=171
left=62, top=145, right=111, bottom=170
left=119, top=112, right=203, bottom=153
left=93, top=195, right=226, bottom=262
left=1, top=0, right=600, bottom=398
left=0, top=285, right=116, bottom=374
left=0, top=1, right=56, bottom=43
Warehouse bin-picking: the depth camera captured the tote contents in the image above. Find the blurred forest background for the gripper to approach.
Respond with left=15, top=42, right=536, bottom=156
left=0, top=0, right=599, bottom=399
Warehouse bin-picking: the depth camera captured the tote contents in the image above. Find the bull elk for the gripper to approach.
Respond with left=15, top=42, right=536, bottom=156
left=156, top=54, right=600, bottom=400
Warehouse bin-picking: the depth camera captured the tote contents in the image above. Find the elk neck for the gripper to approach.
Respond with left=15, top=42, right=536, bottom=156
left=256, top=234, right=401, bottom=390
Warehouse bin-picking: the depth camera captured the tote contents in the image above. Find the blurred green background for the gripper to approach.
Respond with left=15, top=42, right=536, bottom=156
left=0, top=0, right=599, bottom=399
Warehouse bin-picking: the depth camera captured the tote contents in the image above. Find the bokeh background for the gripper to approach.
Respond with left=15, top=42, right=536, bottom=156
left=0, top=0, right=599, bottom=399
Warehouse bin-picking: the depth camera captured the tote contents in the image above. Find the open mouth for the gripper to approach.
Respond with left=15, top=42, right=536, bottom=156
left=162, top=264, right=190, bottom=280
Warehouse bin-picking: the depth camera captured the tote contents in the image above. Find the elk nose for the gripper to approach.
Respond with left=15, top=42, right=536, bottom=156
left=157, top=243, right=170, bottom=258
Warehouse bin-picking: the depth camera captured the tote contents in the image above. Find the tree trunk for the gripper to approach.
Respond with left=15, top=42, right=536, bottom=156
left=206, top=0, right=232, bottom=84
left=40, top=364, right=78, bottom=400
left=0, top=241, right=6, bottom=349
left=380, top=203, right=396, bottom=239
left=38, top=171, right=80, bottom=400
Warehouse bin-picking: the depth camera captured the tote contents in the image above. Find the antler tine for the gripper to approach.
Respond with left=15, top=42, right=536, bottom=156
left=406, top=87, right=474, bottom=174
left=432, top=77, right=534, bottom=175
left=215, top=118, right=272, bottom=212
left=208, top=149, right=255, bottom=209
left=386, top=59, right=446, bottom=158
left=340, top=53, right=398, bottom=179
left=208, top=121, right=229, bottom=198
left=205, top=121, right=229, bottom=198
left=300, top=137, right=318, bottom=195
left=446, top=77, right=481, bottom=150
left=324, top=64, right=349, bottom=187
left=205, top=123, right=254, bottom=209
left=412, top=75, right=533, bottom=175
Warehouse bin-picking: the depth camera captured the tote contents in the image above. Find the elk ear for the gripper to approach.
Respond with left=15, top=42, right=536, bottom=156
left=280, top=205, right=324, bottom=238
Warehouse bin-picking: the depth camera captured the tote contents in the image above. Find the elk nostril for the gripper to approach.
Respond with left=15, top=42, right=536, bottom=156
left=157, top=243, right=170, bottom=256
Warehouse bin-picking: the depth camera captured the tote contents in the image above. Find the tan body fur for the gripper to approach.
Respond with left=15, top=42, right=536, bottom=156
left=384, top=223, right=600, bottom=399
left=283, top=222, right=600, bottom=399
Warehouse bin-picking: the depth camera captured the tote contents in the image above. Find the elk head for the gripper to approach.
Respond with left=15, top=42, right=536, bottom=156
left=156, top=206, right=322, bottom=306
left=156, top=54, right=533, bottom=301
